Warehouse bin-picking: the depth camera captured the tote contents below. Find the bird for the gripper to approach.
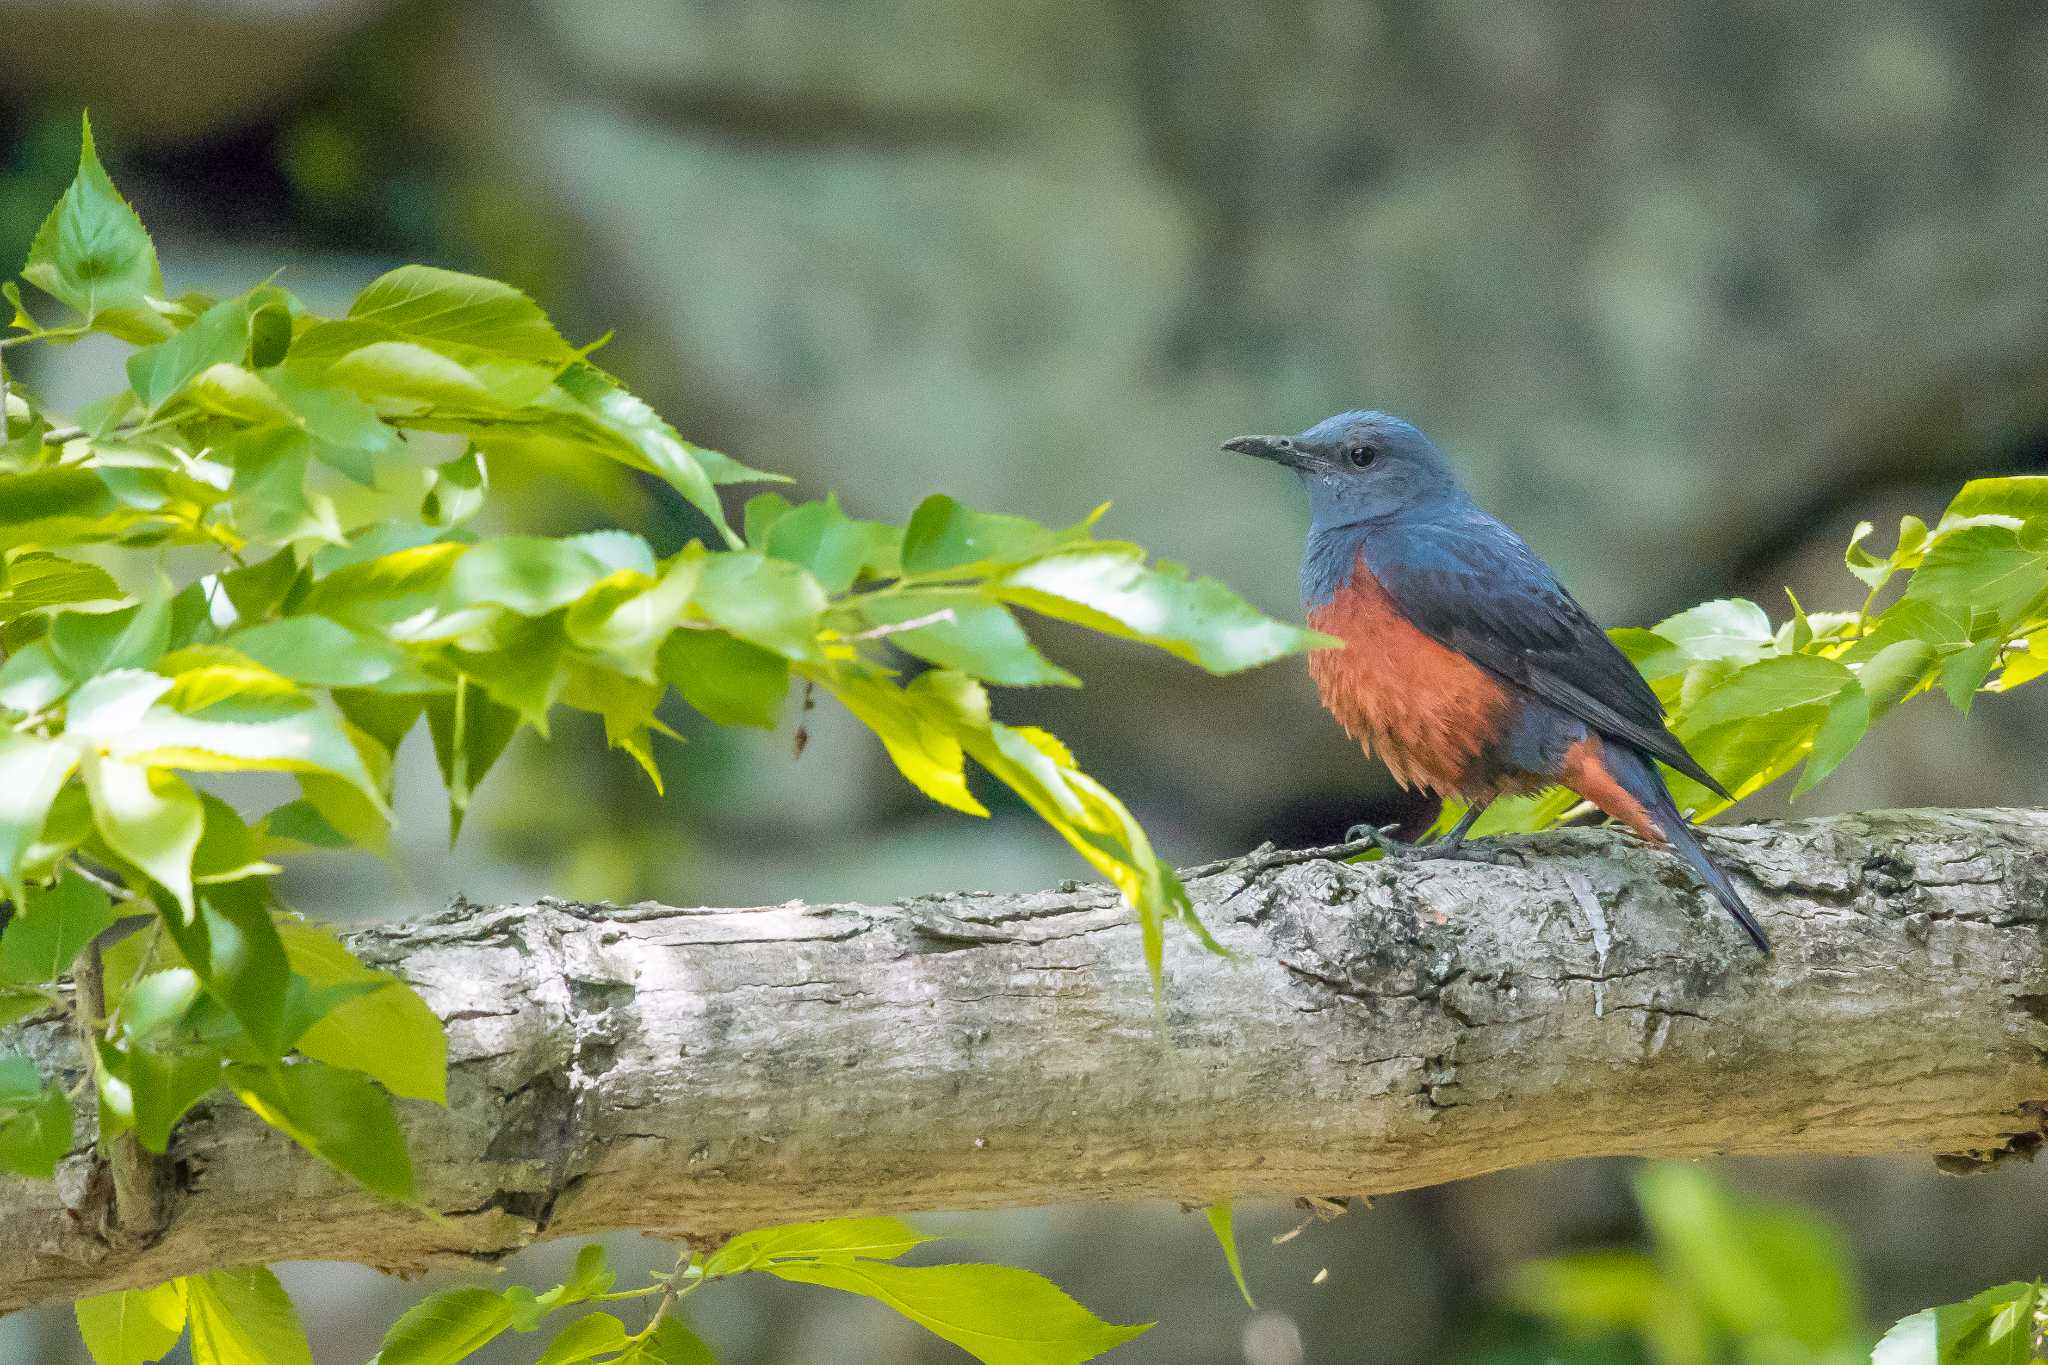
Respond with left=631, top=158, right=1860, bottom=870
left=1225, top=410, right=1769, bottom=953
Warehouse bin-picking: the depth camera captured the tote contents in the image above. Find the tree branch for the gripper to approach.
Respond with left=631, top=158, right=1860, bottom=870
left=5, top=807, right=2046, bottom=1312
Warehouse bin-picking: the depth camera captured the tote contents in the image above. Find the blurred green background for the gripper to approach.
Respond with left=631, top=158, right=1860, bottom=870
left=4, top=0, right=2047, bottom=1360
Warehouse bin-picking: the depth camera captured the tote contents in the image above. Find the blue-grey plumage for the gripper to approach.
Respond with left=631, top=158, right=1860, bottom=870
left=1227, top=411, right=1768, bottom=953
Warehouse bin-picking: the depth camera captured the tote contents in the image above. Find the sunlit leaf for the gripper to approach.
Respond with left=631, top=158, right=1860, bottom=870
left=705, top=1216, right=933, bottom=1278
left=75, top=1280, right=188, bottom=1365
left=228, top=1057, right=415, bottom=1201
left=369, top=1286, right=516, bottom=1365
left=764, top=1260, right=1150, bottom=1365
left=185, top=1266, right=313, bottom=1365
left=0, top=1053, right=73, bottom=1178
left=21, top=114, right=169, bottom=343
left=0, top=868, right=114, bottom=984
left=277, top=919, right=446, bottom=1104
left=1204, top=1204, right=1256, bottom=1310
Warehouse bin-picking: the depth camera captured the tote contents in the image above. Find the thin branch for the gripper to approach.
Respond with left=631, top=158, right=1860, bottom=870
left=841, top=607, right=957, bottom=641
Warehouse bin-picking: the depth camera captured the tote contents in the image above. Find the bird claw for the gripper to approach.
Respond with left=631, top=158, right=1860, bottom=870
left=1343, top=822, right=1422, bottom=858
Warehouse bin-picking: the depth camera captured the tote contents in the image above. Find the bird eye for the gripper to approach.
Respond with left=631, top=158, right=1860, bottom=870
left=1347, top=443, right=1376, bottom=468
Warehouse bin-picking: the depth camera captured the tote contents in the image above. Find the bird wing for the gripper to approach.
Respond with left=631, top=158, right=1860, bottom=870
left=1365, top=515, right=1731, bottom=800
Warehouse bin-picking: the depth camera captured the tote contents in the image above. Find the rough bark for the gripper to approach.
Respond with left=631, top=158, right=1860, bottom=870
left=4, top=807, right=2046, bottom=1313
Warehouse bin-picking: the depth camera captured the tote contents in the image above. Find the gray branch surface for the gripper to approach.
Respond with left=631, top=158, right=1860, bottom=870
left=5, top=808, right=2048, bottom=1312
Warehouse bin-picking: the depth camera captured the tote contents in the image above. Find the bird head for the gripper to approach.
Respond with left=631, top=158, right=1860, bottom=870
left=1224, top=410, right=1466, bottom=529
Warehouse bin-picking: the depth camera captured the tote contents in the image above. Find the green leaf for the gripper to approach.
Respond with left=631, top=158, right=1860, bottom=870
left=1873, top=1281, right=2046, bottom=1365
left=370, top=1286, right=518, bottom=1365
left=856, top=592, right=1079, bottom=687
left=0, top=469, right=150, bottom=552
left=548, top=365, right=747, bottom=547
left=22, top=114, right=168, bottom=343
left=1940, top=637, right=2004, bottom=714
left=824, top=668, right=985, bottom=816
left=1845, top=516, right=1930, bottom=590
left=52, top=595, right=173, bottom=678
left=534, top=1313, right=632, bottom=1365
left=113, top=696, right=385, bottom=809
left=902, top=495, right=1070, bottom=576
left=1792, top=680, right=1870, bottom=798
left=705, top=1216, right=934, bottom=1278
left=0, top=553, right=122, bottom=620
left=657, top=629, right=789, bottom=728
left=764, top=1261, right=1150, bottom=1365
left=0, top=869, right=114, bottom=984
left=627, top=1316, right=718, bottom=1365
left=1858, top=638, right=1939, bottom=715
left=0, top=733, right=82, bottom=900
left=1000, top=549, right=1322, bottom=674
left=85, top=757, right=202, bottom=915
left=228, top=1057, right=415, bottom=1201
left=75, top=1280, right=188, bottom=1365
left=1204, top=1204, right=1256, bottom=1310
left=127, top=294, right=251, bottom=410
left=0, top=639, right=73, bottom=713
left=1902, top=524, right=2048, bottom=634
left=185, top=1266, right=314, bottom=1365
left=115, top=1033, right=230, bottom=1154
left=158, top=884, right=291, bottom=1053
left=536, top=1244, right=617, bottom=1309
left=1941, top=476, right=2048, bottom=527
left=425, top=681, right=522, bottom=839
left=1634, top=1162, right=1858, bottom=1349
left=451, top=536, right=611, bottom=616
left=278, top=919, right=447, bottom=1104
left=1500, top=1249, right=1662, bottom=1330
left=1677, top=654, right=1855, bottom=734
left=761, top=495, right=875, bottom=593
left=347, top=265, right=581, bottom=365
left=226, top=616, right=428, bottom=691
left=691, top=551, right=827, bottom=660
left=0, top=1054, right=73, bottom=1178
left=1649, top=598, right=1776, bottom=662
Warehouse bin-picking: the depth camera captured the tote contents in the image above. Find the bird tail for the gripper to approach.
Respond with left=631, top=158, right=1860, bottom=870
left=1603, top=745, right=1771, bottom=955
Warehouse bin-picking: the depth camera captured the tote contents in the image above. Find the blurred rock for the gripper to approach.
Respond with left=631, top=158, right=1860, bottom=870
left=0, top=0, right=401, bottom=142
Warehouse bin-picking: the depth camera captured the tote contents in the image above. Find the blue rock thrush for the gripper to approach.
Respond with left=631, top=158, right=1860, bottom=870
left=1227, top=410, right=1769, bottom=953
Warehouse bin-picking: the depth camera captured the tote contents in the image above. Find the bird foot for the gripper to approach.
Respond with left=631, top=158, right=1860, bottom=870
left=1342, top=822, right=1518, bottom=867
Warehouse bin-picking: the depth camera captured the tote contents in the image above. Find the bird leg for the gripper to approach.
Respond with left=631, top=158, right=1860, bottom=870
left=1343, top=800, right=1494, bottom=861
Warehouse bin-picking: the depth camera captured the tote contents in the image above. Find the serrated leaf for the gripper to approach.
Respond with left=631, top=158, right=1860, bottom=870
left=127, top=294, right=251, bottom=410
left=761, top=496, right=875, bottom=593
left=824, top=668, right=985, bottom=816
left=113, top=696, right=384, bottom=812
left=370, top=1286, right=519, bottom=1365
left=856, top=592, right=1078, bottom=687
left=51, top=595, right=173, bottom=679
left=278, top=919, right=447, bottom=1104
left=1204, top=1204, right=1256, bottom=1310
left=451, top=536, right=610, bottom=617
left=0, top=553, right=122, bottom=620
left=185, top=1266, right=313, bottom=1365
left=0, top=733, right=81, bottom=900
left=902, top=495, right=1070, bottom=576
left=692, top=551, right=827, bottom=660
left=1939, top=637, right=2003, bottom=714
left=348, top=265, right=581, bottom=365
left=1873, top=1281, right=2046, bottom=1365
left=1902, top=524, right=2048, bottom=634
left=705, top=1216, right=933, bottom=1278
left=119, top=1034, right=230, bottom=1154
left=157, top=884, right=291, bottom=1054
left=85, top=756, right=202, bottom=915
left=764, top=1261, right=1150, bottom=1365
left=658, top=629, right=789, bottom=728
left=1857, top=639, right=1939, bottom=715
left=628, top=1316, right=718, bottom=1365
left=75, top=1280, right=188, bottom=1365
left=1000, top=550, right=1322, bottom=674
left=228, top=1057, right=414, bottom=1201
left=1648, top=598, right=1776, bottom=662
left=1792, top=680, right=1869, bottom=798
left=534, top=1313, right=632, bottom=1365
left=225, top=615, right=426, bottom=691
left=425, top=681, right=522, bottom=840
left=1677, top=654, right=1855, bottom=734
left=0, top=1055, right=72, bottom=1178
left=0, top=869, right=114, bottom=984
left=22, top=114, right=168, bottom=343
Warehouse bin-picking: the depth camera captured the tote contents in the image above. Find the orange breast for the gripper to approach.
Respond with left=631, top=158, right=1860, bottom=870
left=1306, top=553, right=1512, bottom=799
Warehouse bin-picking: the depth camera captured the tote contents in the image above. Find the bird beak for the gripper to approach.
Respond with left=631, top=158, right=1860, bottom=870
left=1223, top=434, right=1303, bottom=468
